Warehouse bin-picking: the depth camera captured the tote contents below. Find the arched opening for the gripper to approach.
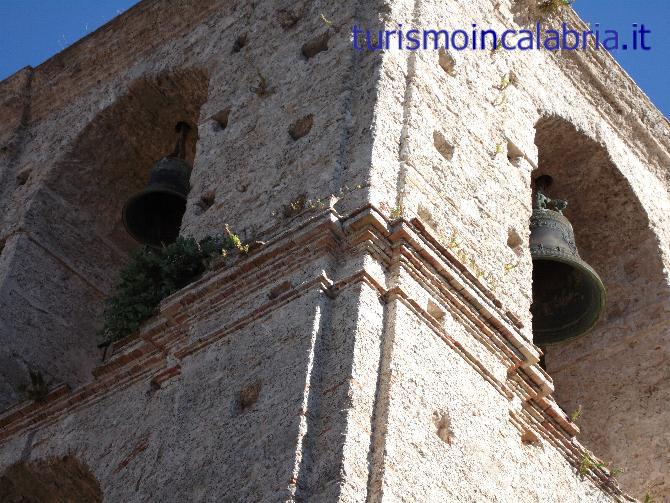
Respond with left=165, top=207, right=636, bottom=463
left=40, top=69, right=208, bottom=260
left=0, top=455, right=102, bottom=502
left=0, top=69, right=209, bottom=408
left=533, top=115, right=670, bottom=496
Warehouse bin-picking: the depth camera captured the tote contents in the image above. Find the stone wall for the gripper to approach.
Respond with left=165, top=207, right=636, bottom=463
left=0, top=209, right=632, bottom=501
left=0, top=0, right=669, bottom=500
left=365, top=0, right=670, bottom=498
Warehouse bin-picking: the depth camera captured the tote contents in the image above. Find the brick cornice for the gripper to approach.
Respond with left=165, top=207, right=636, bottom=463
left=0, top=205, right=633, bottom=500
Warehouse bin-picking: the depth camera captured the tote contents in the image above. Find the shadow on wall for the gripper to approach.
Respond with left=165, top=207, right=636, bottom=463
left=0, top=454, right=102, bottom=502
left=0, top=69, right=209, bottom=410
left=533, top=115, right=670, bottom=496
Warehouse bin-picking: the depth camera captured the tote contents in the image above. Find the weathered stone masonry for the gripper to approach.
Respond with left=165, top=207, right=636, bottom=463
left=0, top=0, right=669, bottom=500
left=0, top=208, right=633, bottom=501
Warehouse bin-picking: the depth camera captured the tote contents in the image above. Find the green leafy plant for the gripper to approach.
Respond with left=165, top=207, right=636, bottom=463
left=609, top=466, right=624, bottom=478
left=570, top=404, right=583, bottom=422
left=497, top=73, right=515, bottom=91
left=643, top=494, right=654, bottom=503
left=579, top=453, right=606, bottom=476
left=100, top=232, right=246, bottom=343
left=390, top=205, right=404, bottom=219
left=283, top=194, right=307, bottom=218
left=490, top=40, right=502, bottom=55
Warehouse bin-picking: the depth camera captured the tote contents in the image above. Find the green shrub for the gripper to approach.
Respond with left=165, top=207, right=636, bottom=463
left=100, top=234, right=244, bottom=343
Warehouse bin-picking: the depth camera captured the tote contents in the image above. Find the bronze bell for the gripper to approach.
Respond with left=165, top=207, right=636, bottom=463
left=123, top=123, right=192, bottom=247
left=530, top=176, right=606, bottom=345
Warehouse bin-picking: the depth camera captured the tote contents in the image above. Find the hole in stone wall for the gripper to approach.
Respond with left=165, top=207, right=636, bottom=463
left=232, top=34, right=247, bottom=53
left=276, top=8, right=300, bottom=29
left=195, top=190, right=216, bottom=215
left=417, top=204, right=438, bottom=230
left=289, top=115, right=314, bottom=141
left=432, top=410, right=454, bottom=444
left=283, top=194, right=307, bottom=217
left=427, top=299, right=446, bottom=323
left=211, top=108, right=230, bottom=131
left=238, top=380, right=262, bottom=412
left=521, top=429, right=540, bottom=445
left=15, top=167, right=31, bottom=186
left=438, top=48, right=457, bottom=76
left=302, top=32, right=330, bottom=59
left=506, top=140, right=524, bottom=166
left=433, top=131, right=454, bottom=160
left=507, top=228, right=523, bottom=256
left=268, top=280, right=292, bottom=300
left=0, top=455, right=103, bottom=502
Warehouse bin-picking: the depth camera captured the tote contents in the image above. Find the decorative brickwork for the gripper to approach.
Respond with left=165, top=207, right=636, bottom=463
left=1, top=0, right=668, bottom=500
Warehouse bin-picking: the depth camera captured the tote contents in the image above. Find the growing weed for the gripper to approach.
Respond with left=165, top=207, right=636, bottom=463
left=19, top=369, right=49, bottom=402
left=538, top=0, right=574, bottom=16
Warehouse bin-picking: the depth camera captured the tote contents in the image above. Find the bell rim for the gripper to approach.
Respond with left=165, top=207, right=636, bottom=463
left=122, top=187, right=188, bottom=246
left=531, top=254, right=607, bottom=346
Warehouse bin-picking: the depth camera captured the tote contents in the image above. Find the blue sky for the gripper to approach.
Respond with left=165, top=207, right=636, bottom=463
left=573, top=1, right=669, bottom=117
left=0, top=1, right=667, bottom=117
left=0, top=0, right=139, bottom=75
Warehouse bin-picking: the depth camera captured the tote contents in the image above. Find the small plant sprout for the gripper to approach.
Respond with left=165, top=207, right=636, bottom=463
left=504, top=262, right=518, bottom=273
left=538, top=0, right=574, bottom=15
left=224, top=224, right=249, bottom=254
left=491, top=40, right=503, bottom=55
left=447, top=229, right=460, bottom=249
left=390, top=205, right=404, bottom=220
left=497, top=73, right=511, bottom=91
left=493, top=93, right=507, bottom=107
left=643, top=493, right=654, bottom=503
left=497, top=72, right=517, bottom=91
left=320, top=13, right=333, bottom=26
left=493, top=142, right=504, bottom=157
left=251, top=70, right=273, bottom=97
left=283, top=194, right=307, bottom=217
left=578, top=454, right=591, bottom=476
left=570, top=404, right=583, bottom=422
left=608, top=465, right=624, bottom=478
left=20, top=369, right=49, bottom=402
left=579, top=453, right=606, bottom=476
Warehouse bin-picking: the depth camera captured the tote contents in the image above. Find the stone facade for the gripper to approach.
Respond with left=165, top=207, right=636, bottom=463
left=0, top=0, right=668, bottom=501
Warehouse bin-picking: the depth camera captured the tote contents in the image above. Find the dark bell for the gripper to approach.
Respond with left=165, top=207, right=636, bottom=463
left=123, top=123, right=192, bottom=247
left=530, top=177, right=606, bottom=345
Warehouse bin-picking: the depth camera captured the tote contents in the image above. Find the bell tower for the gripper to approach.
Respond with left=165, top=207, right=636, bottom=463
left=0, top=0, right=668, bottom=501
